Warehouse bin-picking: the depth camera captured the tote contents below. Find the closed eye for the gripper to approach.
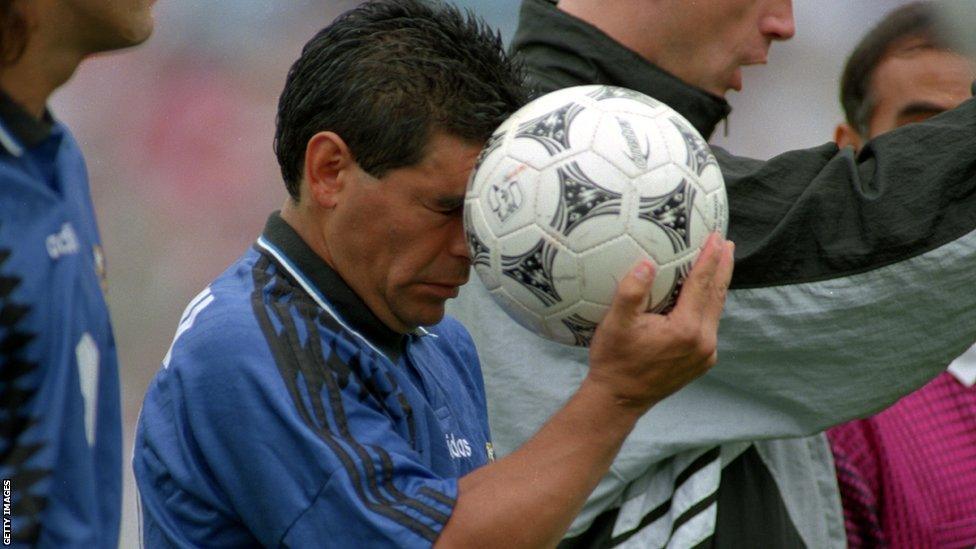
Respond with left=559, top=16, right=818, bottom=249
left=432, top=196, right=465, bottom=216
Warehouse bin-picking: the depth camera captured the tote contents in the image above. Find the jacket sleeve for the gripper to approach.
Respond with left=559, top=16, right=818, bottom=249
left=614, top=98, right=976, bottom=479
left=450, top=97, right=976, bottom=482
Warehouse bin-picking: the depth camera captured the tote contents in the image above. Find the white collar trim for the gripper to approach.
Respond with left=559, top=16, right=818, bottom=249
left=947, top=343, right=976, bottom=387
left=0, top=121, right=23, bottom=156
left=256, top=236, right=391, bottom=361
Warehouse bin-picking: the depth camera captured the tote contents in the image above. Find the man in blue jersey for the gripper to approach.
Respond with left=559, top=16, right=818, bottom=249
left=0, top=0, right=155, bottom=547
left=133, top=1, right=734, bottom=547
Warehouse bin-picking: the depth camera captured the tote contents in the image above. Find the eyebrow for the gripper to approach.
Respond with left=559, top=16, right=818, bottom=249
left=896, top=101, right=950, bottom=123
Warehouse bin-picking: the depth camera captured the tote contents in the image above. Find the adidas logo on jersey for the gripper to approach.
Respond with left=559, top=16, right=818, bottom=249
left=46, top=223, right=79, bottom=259
left=445, top=433, right=472, bottom=459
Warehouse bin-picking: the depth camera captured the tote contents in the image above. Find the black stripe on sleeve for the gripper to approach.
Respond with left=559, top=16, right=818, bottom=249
left=272, top=297, right=438, bottom=541
left=616, top=447, right=720, bottom=546
left=251, top=256, right=447, bottom=542
left=376, top=448, right=450, bottom=525
left=306, top=308, right=453, bottom=528
left=558, top=446, right=722, bottom=548
left=418, top=486, right=456, bottom=508
left=668, top=489, right=718, bottom=538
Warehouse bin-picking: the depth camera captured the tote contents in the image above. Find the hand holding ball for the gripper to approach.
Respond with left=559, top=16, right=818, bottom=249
left=464, top=85, right=728, bottom=346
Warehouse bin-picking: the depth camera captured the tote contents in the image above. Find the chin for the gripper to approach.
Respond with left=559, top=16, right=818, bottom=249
left=415, top=312, right=447, bottom=330
left=120, top=19, right=155, bottom=47
left=407, top=305, right=448, bottom=330
left=95, top=16, right=154, bottom=52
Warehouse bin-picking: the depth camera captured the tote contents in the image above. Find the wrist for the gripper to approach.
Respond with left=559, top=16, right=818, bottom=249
left=575, top=376, right=655, bottom=431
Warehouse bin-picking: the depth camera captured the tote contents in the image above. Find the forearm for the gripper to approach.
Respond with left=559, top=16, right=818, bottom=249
left=436, top=379, right=646, bottom=548
left=694, top=98, right=976, bottom=433
left=437, top=236, right=730, bottom=546
left=723, top=97, right=976, bottom=288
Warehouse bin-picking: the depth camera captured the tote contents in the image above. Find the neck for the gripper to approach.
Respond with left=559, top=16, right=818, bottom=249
left=0, top=51, right=84, bottom=119
left=280, top=199, right=336, bottom=271
left=0, top=12, right=85, bottom=118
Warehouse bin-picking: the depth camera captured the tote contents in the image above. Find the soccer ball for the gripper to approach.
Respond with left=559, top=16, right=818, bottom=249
left=464, top=85, right=727, bottom=347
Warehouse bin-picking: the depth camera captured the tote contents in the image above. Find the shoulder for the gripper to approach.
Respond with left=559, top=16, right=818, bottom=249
left=160, top=249, right=275, bottom=380
left=142, top=251, right=315, bottom=451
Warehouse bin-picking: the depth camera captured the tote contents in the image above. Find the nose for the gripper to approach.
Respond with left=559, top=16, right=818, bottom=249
left=760, top=0, right=796, bottom=41
left=449, top=213, right=472, bottom=262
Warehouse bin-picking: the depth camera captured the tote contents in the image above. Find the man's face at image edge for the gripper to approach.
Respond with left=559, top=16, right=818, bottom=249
left=865, top=45, right=976, bottom=138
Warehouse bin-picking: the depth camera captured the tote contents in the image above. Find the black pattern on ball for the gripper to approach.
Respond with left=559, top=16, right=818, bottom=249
left=561, top=314, right=599, bottom=347
left=501, top=239, right=561, bottom=307
left=515, top=102, right=584, bottom=156
left=587, top=86, right=662, bottom=110
left=464, top=209, right=491, bottom=269
left=474, top=129, right=506, bottom=171
left=638, top=179, right=696, bottom=254
left=550, top=161, right=624, bottom=237
left=649, top=261, right=692, bottom=314
left=671, top=117, right=718, bottom=176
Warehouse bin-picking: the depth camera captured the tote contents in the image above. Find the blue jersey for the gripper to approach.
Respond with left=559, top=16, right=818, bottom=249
left=135, top=213, right=493, bottom=547
left=0, top=93, right=121, bottom=546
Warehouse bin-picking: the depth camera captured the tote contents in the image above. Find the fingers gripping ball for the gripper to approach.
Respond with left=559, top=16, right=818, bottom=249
left=464, top=85, right=728, bottom=347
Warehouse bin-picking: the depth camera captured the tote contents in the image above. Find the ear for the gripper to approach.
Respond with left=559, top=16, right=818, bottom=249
left=834, top=122, right=863, bottom=152
left=303, top=131, right=355, bottom=208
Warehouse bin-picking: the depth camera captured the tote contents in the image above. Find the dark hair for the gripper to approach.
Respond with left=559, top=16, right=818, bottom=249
left=274, top=0, right=527, bottom=200
left=0, top=1, right=29, bottom=66
left=840, top=2, right=948, bottom=135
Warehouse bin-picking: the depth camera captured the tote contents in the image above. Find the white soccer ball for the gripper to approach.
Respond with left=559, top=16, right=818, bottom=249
left=464, top=85, right=727, bottom=347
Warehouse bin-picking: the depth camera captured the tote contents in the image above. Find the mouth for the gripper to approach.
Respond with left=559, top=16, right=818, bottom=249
left=418, top=282, right=463, bottom=299
left=730, top=55, right=769, bottom=92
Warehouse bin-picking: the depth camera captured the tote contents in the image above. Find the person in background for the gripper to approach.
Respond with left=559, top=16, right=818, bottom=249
left=0, top=0, right=154, bottom=546
left=448, top=0, right=976, bottom=546
left=826, top=4, right=976, bottom=547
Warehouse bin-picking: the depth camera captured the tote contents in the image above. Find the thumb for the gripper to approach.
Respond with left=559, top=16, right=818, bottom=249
left=607, top=260, right=656, bottom=321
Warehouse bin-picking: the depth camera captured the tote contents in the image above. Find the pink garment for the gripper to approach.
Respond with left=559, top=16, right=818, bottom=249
left=827, top=372, right=976, bottom=548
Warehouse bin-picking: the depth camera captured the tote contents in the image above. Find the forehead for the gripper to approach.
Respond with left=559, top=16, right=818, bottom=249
left=389, top=133, right=483, bottom=195
left=872, top=48, right=976, bottom=107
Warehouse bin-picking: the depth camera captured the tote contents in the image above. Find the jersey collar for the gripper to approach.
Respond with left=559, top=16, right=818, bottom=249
left=0, top=88, right=53, bottom=156
left=258, top=211, right=408, bottom=362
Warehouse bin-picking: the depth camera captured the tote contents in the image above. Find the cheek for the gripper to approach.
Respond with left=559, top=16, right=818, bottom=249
left=867, top=112, right=899, bottom=138
left=386, top=221, right=456, bottom=283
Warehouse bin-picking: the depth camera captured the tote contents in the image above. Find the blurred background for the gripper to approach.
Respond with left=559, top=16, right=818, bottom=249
left=48, top=1, right=919, bottom=545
